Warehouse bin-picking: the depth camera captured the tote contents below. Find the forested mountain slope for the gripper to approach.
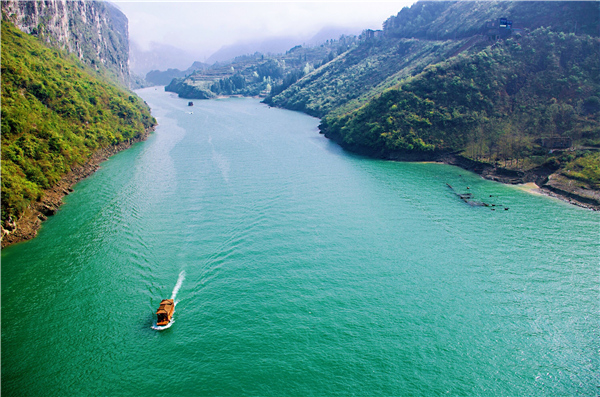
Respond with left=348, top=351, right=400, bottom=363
left=322, top=29, right=599, bottom=156
left=264, top=37, right=469, bottom=118
left=383, top=1, right=598, bottom=40
left=268, top=1, right=598, bottom=119
left=1, top=20, right=155, bottom=241
left=164, top=40, right=360, bottom=100
left=268, top=1, right=600, bottom=207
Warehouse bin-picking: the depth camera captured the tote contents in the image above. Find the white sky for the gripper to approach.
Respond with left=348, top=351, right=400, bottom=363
left=113, top=1, right=416, bottom=59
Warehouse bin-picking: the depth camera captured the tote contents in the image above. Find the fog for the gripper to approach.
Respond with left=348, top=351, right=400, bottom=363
left=112, top=1, right=415, bottom=74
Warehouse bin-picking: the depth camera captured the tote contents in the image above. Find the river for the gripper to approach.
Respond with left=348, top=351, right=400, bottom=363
left=2, top=87, right=598, bottom=396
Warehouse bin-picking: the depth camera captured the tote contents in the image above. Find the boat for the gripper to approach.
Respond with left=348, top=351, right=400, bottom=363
left=156, top=299, right=175, bottom=326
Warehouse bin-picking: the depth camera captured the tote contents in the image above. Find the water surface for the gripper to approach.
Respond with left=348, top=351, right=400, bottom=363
left=2, top=88, right=598, bottom=396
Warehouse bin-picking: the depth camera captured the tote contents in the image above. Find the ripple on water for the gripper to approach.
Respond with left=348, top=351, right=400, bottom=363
left=1, top=91, right=598, bottom=397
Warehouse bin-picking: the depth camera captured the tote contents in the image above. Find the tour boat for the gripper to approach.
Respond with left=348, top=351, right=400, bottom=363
left=156, top=299, right=175, bottom=326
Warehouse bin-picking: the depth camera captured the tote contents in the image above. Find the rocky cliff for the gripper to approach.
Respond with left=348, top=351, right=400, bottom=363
left=1, top=18, right=156, bottom=247
left=1, top=0, right=130, bottom=86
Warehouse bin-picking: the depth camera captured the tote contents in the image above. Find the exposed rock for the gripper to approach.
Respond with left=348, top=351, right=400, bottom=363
left=40, top=205, right=57, bottom=216
left=541, top=173, right=600, bottom=210
left=4, top=218, right=17, bottom=232
left=1, top=0, right=130, bottom=86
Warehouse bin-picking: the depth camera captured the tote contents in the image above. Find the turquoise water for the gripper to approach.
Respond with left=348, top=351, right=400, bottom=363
left=2, top=88, right=598, bottom=396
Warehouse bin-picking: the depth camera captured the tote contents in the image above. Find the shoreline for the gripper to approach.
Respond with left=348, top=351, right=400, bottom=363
left=437, top=153, right=599, bottom=211
left=182, top=97, right=600, bottom=211
left=438, top=153, right=600, bottom=211
left=323, top=129, right=600, bottom=211
left=4, top=104, right=595, bottom=249
left=1, top=128, right=154, bottom=249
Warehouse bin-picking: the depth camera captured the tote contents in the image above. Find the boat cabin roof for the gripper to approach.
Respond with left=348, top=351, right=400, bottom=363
left=156, top=299, right=174, bottom=314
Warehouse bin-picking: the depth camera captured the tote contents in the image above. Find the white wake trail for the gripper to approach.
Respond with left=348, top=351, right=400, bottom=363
left=171, top=270, right=186, bottom=301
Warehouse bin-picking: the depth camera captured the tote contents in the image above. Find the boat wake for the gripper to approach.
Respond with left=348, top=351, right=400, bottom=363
left=171, top=270, right=186, bottom=301
left=151, top=270, right=185, bottom=331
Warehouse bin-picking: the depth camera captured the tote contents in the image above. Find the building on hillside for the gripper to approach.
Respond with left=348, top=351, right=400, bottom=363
left=484, top=18, right=523, bottom=41
left=361, top=29, right=383, bottom=41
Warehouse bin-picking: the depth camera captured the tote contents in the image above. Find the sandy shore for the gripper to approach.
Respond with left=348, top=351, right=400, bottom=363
left=517, top=182, right=545, bottom=195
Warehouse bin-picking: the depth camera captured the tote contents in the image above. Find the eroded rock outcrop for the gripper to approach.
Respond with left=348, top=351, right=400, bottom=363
left=1, top=0, right=130, bottom=86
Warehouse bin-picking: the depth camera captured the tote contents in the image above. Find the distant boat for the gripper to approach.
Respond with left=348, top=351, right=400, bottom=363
left=188, top=101, right=194, bottom=106
left=156, top=299, right=175, bottom=326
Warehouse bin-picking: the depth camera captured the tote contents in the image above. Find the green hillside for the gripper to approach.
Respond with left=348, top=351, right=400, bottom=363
left=264, top=37, right=471, bottom=118
left=383, top=1, right=599, bottom=40
left=268, top=1, right=598, bottom=119
left=322, top=29, right=599, bottom=159
left=266, top=1, right=599, bottom=197
left=1, top=20, right=156, bottom=225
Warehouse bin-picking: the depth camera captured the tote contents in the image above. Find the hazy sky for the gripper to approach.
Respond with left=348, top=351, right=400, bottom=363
left=113, top=1, right=416, bottom=61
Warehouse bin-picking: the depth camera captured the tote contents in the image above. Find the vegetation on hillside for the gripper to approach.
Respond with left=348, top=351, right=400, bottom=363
left=384, top=1, right=599, bottom=40
left=262, top=1, right=598, bottom=192
left=165, top=0, right=599, bottom=195
left=1, top=20, right=156, bottom=225
left=322, top=29, right=599, bottom=164
left=264, top=37, right=469, bottom=118
left=165, top=38, right=358, bottom=100
left=268, top=1, right=598, bottom=120
left=1, top=1, right=131, bottom=87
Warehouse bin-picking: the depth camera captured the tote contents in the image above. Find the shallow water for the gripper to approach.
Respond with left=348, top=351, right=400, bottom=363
left=2, top=88, right=598, bottom=396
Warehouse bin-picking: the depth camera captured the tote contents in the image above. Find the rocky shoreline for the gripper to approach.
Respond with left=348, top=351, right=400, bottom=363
left=1, top=128, right=154, bottom=249
left=438, top=152, right=600, bottom=211
left=324, top=130, right=600, bottom=211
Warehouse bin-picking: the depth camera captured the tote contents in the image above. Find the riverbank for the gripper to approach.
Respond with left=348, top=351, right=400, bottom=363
left=1, top=128, right=154, bottom=249
left=323, top=129, right=600, bottom=211
left=443, top=154, right=600, bottom=211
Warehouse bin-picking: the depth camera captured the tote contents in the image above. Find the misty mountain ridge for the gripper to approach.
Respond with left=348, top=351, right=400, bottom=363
left=145, top=62, right=209, bottom=86
left=143, top=25, right=364, bottom=87
left=306, top=26, right=364, bottom=46
left=206, top=25, right=363, bottom=64
left=129, top=40, right=203, bottom=75
left=138, top=24, right=364, bottom=78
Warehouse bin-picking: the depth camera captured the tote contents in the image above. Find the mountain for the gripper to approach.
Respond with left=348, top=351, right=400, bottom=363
left=322, top=29, right=599, bottom=157
left=154, top=26, right=364, bottom=96
left=265, top=1, right=599, bottom=207
left=264, top=36, right=468, bottom=118
left=305, top=26, right=363, bottom=46
left=383, top=1, right=600, bottom=40
left=145, top=61, right=210, bottom=87
left=165, top=38, right=359, bottom=100
left=1, top=0, right=130, bottom=86
left=203, top=26, right=363, bottom=65
left=1, top=9, right=156, bottom=246
left=205, top=37, right=306, bottom=65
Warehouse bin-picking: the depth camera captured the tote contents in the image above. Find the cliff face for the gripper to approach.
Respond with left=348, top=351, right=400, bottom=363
left=1, top=0, right=129, bottom=86
left=1, top=19, right=156, bottom=247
